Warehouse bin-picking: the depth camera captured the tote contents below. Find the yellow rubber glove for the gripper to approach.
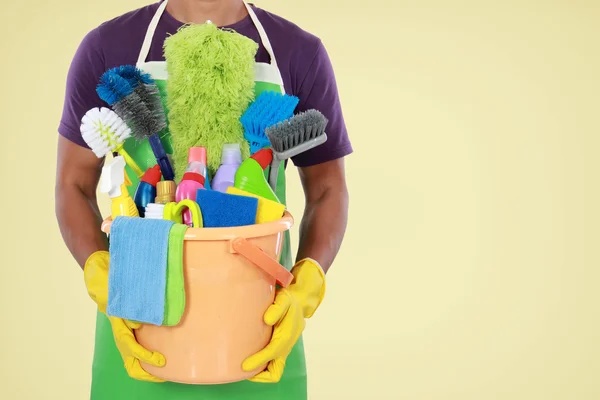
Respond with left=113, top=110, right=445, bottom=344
left=83, top=251, right=110, bottom=313
left=83, top=251, right=137, bottom=329
left=242, top=258, right=326, bottom=383
left=84, top=251, right=166, bottom=382
left=108, top=316, right=166, bottom=382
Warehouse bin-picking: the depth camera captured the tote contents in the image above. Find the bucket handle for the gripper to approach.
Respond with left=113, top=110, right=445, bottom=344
left=230, top=237, right=294, bottom=287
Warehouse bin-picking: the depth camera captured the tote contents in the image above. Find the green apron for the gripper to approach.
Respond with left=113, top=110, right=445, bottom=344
left=90, top=1, right=304, bottom=398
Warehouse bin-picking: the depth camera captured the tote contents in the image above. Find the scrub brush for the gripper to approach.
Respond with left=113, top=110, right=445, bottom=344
left=96, top=68, right=174, bottom=180
left=112, top=65, right=164, bottom=119
left=102, top=66, right=175, bottom=181
left=80, top=107, right=144, bottom=177
left=265, top=109, right=329, bottom=191
left=240, top=91, right=299, bottom=155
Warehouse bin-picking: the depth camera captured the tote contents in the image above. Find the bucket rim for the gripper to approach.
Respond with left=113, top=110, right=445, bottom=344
left=101, top=211, right=294, bottom=241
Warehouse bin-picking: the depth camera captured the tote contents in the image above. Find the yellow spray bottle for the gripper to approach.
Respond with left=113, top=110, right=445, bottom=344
left=100, top=155, right=140, bottom=219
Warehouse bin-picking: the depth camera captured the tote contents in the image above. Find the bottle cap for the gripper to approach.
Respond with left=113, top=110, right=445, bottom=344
left=222, top=143, right=242, bottom=165
left=155, top=180, right=176, bottom=204
left=144, top=203, right=166, bottom=219
left=250, top=148, right=273, bottom=170
left=182, top=172, right=206, bottom=186
left=189, top=147, right=207, bottom=165
left=141, top=165, right=162, bottom=186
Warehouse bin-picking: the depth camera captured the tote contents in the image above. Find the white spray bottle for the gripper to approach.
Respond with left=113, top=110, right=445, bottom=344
left=100, top=156, right=140, bottom=219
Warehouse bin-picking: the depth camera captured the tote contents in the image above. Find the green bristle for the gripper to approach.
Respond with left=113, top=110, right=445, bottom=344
left=164, top=22, right=257, bottom=181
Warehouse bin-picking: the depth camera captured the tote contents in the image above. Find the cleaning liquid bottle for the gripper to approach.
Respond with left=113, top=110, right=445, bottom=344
left=134, top=165, right=162, bottom=217
left=175, top=147, right=207, bottom=226
left=212, top=143, right=242, bottom=193
left=234, top=148, right=280, bottom=203
left=100, top=155, right=140, bottom=218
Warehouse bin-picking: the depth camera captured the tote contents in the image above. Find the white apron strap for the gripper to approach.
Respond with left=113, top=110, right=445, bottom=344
left=137, top=0, right=169, bottom=67
left=242, top=1, right=279, bottom=70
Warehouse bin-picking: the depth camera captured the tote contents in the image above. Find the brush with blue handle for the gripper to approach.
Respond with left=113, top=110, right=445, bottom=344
left=241, top=91, right=300, bottom=155
left=96, top=66, right=175, bottom=181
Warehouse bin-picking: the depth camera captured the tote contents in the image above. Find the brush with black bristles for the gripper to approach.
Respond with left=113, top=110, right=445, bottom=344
left=96, top=67, right=175, bottom=181
left=265, top=109, right=329, bottom=191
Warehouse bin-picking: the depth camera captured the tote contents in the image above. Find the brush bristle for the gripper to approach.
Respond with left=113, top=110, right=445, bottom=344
left=96, top=71, right=133, bottom=106
left=265, top=109, right=328, bottom=153
left=115, top=92, right=166, bottom=140
left=80, top=107, right=132, bottom=157
left=135, top=83, right=167, bottom=130
left=240, top=91, right=299, bottom=154
left=113, top=65, right=153, bottom=87
left=108, top=65, right=167, bottom=136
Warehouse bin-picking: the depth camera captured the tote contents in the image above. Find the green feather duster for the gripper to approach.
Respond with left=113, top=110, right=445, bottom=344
left=164, top=22, right=257, bottom=181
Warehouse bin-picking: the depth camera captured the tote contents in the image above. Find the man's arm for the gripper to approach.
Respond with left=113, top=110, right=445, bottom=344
left=296, top=158, right=349, bottom=274
left=55, top=136, right=108, bottom=269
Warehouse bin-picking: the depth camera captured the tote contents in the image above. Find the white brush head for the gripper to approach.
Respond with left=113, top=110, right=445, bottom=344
left=80, top=107, right=132, bottom=158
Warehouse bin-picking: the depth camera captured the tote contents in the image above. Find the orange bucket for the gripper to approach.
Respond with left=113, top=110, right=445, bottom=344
left=101, top=211, right=295, bottom=384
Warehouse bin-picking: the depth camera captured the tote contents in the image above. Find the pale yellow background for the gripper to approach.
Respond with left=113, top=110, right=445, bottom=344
left=1, top=0, right=599, bottom=399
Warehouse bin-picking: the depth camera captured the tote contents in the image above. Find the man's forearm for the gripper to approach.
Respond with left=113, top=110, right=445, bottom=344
left=296, top=187, right=349, bottom=274
left=56, top=186, right=108, bottom=269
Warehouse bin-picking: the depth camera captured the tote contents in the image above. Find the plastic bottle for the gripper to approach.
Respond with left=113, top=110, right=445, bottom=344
left=144, top=203, right=166, bottom=220
left=134, top=165, right=162, bottom=217
left=155, top=181, right=177, bottom=204
left=212, top=143, right=242, bottom=193
left=176, top=147, right=207, bottom=226
left=100, top=156, right=140, bottom=219
left=233, top=148, right=280, bottom=203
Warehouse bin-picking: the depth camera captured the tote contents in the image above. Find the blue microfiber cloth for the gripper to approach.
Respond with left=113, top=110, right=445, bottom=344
left=196, top=189, right=258, bottom=227
left=107, top=216, right=175, bottom=326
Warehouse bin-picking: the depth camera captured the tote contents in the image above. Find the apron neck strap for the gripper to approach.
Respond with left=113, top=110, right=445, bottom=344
left=137, top=0, right=279, bottom=69
left=242, top=1, right=278, bottom=69
left=137, top=0, right=169, bottom=67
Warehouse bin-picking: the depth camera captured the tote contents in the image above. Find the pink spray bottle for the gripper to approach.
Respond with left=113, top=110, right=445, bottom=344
left=176, top=147, right=207, bottom=226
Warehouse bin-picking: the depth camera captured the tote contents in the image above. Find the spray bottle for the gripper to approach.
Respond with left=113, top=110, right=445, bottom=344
left=100, top=156, right=140, bottom=219
left=134, top=165, right=162, bottom=217
left=233, top=148, right=280, bottom=203
left=175, top=147, right=207, bottom=226
left=212, top=143, right=242, bottom=193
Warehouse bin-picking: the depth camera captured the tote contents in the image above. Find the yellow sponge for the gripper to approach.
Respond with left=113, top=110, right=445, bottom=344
left=226, top=187, right=285, bottom=224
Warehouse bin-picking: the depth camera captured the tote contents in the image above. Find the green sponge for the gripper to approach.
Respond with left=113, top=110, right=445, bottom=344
left=164, top=22, right=257, bottom=181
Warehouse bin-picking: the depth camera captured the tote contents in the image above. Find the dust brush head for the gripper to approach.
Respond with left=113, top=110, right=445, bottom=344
left=266, top=109, right=329, bottom=156
left=80, top=107, right=132, bottom=157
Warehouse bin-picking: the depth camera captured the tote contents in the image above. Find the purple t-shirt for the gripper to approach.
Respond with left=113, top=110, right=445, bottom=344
left=59, top=1, right=352, bottom=168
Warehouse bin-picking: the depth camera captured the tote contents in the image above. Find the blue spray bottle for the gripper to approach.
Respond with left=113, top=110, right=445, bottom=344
left=134, top=165, right=162, bottom=217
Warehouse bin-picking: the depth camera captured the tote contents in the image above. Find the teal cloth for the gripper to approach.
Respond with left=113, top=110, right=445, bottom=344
left=107, top=216, right=175, bottom=326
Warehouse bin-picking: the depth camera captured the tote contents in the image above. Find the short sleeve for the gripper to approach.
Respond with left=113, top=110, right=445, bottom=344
left=290, top=41, right=353, bottom=167
left=58, top=28, right=106, bottom=149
